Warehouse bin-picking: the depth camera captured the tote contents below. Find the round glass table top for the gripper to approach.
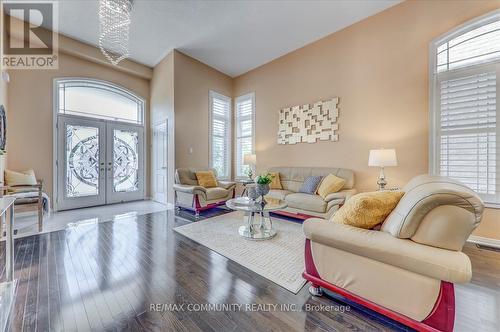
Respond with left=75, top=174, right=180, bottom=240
left=226, top=197, right=287, bottom=212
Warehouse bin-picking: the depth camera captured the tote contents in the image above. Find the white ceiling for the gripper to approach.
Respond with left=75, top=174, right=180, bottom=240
left=23, top=0, right=400, bottom=77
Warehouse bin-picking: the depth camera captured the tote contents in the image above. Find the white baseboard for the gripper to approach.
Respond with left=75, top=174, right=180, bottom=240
left=467, top=235, right=500, bottom=249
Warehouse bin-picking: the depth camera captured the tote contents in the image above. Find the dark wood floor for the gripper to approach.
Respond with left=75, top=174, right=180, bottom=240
left=0, top=211, right=499, bottom=332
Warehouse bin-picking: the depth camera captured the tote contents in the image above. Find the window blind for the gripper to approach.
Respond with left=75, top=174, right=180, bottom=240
left=439, top=72, right=497, bottom=196
left=209, top=92, right=231, bottom=179
left=235, top=93, right=255, bottom=178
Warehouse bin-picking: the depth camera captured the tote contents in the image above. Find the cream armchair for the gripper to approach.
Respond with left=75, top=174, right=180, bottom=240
left=174, top=168, right=236, bottom=217
left=302, top=175, right=484, bottom=332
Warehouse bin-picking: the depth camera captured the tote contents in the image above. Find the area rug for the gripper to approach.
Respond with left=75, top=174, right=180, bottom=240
left=174, top=211, right=307, bottom=293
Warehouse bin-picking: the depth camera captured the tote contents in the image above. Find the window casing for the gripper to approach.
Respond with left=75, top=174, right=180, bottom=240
left=57, top=78, right=144, bottom=124
left=430, top=11, right=500, bottom=207
left=235, top=93, right=255, bottom=179
left=209, top=91, right=232, bottom=180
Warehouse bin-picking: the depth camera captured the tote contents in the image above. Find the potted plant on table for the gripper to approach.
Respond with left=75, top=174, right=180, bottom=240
left=255, top=173, right=274, bottom=205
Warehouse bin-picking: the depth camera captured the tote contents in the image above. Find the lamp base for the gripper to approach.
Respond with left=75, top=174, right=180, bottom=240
left=377, top=167, right=387, bottom=190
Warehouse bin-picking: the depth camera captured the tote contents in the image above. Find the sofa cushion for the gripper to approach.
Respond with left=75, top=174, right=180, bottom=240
left=266, top=189, right=292, bottom=200
left=269, top=172, right=283, bottom=189
left=317, top=174, right=346, bottom=199
left=299, top=176, right=323, bottom=194
left=286, top=193, right=326, bottom=213
left=205, top=187, right=229, bottom=200
left=195, top=171, right=217, bottom=188
left=332, top=191, right=404, bottom=229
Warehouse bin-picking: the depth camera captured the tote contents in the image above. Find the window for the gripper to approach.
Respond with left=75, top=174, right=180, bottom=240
left=57, top=79, right=144, bottom=124
left=209, top=91, right=232, bottom=179
left=430, top=11, right=500, bottom=206
left=235, top=93, right=255, bottom=178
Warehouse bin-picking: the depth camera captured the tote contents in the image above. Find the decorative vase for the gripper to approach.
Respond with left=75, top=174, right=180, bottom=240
left=255, top=183, right=270, bottom=197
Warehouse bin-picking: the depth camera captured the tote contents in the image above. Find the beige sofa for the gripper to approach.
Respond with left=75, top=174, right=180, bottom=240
left=265, top=166, right=356, bottom=220
left=302, top=175, right=484, bottom=332
left=174, top=168, right=236, bottom=216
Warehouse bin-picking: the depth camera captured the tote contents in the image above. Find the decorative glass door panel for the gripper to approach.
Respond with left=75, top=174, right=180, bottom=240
left=66, top=125, right=100, bottom=197
left=57, top=116, right=144, bottom=210
left=57, top=116, right=106, bottom=210
left=113, top=129, right=139, bottom=193
left=106, top=123, right=144, bottom=204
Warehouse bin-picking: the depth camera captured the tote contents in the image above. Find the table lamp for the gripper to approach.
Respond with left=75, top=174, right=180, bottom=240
left=243, top=154, right=257, bottom=179
left=368, top=149, right=398, bottom=190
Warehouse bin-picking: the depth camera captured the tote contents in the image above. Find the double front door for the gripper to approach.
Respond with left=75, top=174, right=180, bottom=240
left=56, top=115, right=144, bottom=211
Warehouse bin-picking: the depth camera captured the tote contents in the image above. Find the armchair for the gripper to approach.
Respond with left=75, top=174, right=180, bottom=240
left=174, top=168, right=236, bottom=217
left=302, top=175, right=484, bottom=332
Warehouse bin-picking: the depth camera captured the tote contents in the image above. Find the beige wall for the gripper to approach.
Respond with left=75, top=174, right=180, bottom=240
left=150, top=51, right=175, bottom=203
left=233, top=0, right=500, bottom=239
left=173, top=50, right=233, bottom=169
left=7, top=52, right=150, bottom=201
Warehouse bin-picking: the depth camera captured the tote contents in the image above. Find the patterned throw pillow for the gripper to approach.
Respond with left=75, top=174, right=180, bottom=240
left=332, top=191, right=405, bottom=229
left=299, top=176, right=323, bottom=194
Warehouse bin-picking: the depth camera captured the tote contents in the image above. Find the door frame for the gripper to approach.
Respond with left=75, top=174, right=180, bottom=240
left=53, top=78, right=147, bottom=212
left=152, top=119, right=168, bottom=205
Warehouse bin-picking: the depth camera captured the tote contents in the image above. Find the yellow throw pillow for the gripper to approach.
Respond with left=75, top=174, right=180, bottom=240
left=332, top=191, right=405, bottom=229
left=5, top=169, right=37, bottom=186
left=195, top=171, right=217, bottom=188
left=317, top=174, right=346, bottom=199
left=269, top=172, right=283, bottom=189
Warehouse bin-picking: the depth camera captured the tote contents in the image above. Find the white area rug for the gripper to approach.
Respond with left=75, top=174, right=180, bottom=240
left=174, top=211, right=307, bottom=293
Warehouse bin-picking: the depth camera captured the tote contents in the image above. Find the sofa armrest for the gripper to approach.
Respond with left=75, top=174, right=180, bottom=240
left=303, top=218, right=471, bottom=283
left=323, top=189, right=357, bottom=202
left=173, top=184, right=207, bottom=196
left=217, top=181, right=236, bottom=190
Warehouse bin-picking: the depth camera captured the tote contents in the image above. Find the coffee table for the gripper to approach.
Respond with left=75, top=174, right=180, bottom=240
left=226, top=197, right=287, bottom=240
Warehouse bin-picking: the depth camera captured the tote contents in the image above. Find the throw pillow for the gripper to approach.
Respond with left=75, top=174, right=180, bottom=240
left=5, top=169, right=37, bottom=186
left=316, top=174, right=346, bottom=199
left=269, top=172, right=283, bottom=189
left=332, top=191, right=405, bottom=229
left=299, top=176, right=323, bottom=194
left=195, top=171, right=217, bottom=188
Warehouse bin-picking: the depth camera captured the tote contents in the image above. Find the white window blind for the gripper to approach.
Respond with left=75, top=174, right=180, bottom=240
left=235, top=93, right=255, bottom=178
left=209, top=91, right=231, bottom=179
left=431, top=12, right=500, bottom=206
left=439, top=72, right=497, bottom=196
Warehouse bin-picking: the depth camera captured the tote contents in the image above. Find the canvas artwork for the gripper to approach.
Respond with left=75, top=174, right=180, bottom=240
left=277, top=98, right=339, bottom=144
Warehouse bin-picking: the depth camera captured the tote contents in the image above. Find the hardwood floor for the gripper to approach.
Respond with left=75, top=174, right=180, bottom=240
left=0, top=211, right=499, bottom=332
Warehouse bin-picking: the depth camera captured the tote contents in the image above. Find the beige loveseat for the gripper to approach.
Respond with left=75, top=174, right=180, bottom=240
left=302, top=175, right=484, bottom=332
left=174, top=168, right=236, bottom=216
left=265, top=167, right=356, bottom=220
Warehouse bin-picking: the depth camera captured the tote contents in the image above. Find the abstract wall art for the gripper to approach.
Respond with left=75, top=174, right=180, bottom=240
left=277, top=98, right=339, bottom=145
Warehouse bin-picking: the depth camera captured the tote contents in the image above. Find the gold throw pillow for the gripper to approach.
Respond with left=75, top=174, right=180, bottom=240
left=332, top=191, right=405, bottom=229
left=317, top=174, right=346, bottom=199
left=195, top=171, right=218, bottom=188
left=269, top=172, right=283, bottom=189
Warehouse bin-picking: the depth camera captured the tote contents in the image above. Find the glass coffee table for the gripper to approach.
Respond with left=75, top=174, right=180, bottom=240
left=226, top=197, right=288, bottom=240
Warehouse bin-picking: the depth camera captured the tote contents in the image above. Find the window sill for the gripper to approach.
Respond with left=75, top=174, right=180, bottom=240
left=485, top=202, right=500, bottom=209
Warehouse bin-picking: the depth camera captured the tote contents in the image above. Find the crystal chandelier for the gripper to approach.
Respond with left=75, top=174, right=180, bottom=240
left=98, top=0, right=133, bottom=65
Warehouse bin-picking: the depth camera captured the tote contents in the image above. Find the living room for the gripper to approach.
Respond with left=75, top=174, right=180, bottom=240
left=0, top=0, right=499, bottom=331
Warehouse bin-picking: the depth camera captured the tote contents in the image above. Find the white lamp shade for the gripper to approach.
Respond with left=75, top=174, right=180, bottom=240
left=368, top=149, right=398, bottom=167
left=243, top=154, right=256, bottom=165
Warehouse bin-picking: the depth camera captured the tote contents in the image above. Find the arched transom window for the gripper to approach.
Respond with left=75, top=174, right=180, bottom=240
left=57, top=78, right=144, bottom=124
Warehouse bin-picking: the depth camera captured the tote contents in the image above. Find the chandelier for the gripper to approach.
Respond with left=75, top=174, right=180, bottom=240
left=98, top=0, right=133, bottom=65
